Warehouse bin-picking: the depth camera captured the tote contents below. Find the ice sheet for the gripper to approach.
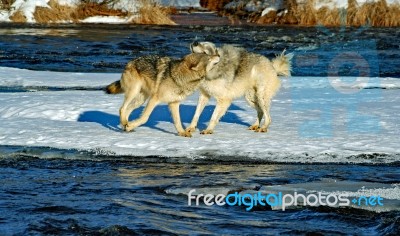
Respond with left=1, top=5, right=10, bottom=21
left=0, top=67, right=399, bottom=164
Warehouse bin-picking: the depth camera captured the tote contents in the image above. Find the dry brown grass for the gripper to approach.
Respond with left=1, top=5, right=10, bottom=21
left=132, top=0, right=176, bottom=25
left=354, top=0, right=400, bottom=26
left=1, top=0, right=14, bottom=10
left=9, top=10, right=26, bottom=23
left=34, top=0, right=80, bottom=23
left=200, top=0, right=233, bottom=11
left=77, top=1, right=127, bottom=19
left=314, top=6, right=343, bottom=26
left=294, top=0, right=317, bottom=25
left=292, top=0, right=400, bottom=27
left=9, top=0, right=175, bottom=25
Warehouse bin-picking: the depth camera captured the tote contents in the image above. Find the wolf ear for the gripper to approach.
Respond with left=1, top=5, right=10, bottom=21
left=190, top=61, right=203, bottom=71
left=206, top=55, right=220, bottom=72
left=203, top=44, right=218, bottom=56
left=188, top=55, right=207, bottom=71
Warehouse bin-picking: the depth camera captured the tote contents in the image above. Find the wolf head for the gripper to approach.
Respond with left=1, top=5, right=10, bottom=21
left=190, top=41, right=219, bottom=56
left=184, top=53, right=220, bottom=73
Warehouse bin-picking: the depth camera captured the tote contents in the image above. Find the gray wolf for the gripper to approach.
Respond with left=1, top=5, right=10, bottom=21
left=105, top=53, right=220, bottom=137
left=187, top=41, right=293, bottom=134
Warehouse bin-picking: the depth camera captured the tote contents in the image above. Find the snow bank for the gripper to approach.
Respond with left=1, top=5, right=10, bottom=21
left=0, top=0, right=201, bottom=23
left=80, top=15, right=135, bottom=24
left=0, top=10, right=10, bottom=22
left=158, top=0, right=201, bottom=8
left=5, top=0, right=141, bottom=23
left=0, top=0, right=146, bottom=24
left=0, top=67, right=399, bottom=164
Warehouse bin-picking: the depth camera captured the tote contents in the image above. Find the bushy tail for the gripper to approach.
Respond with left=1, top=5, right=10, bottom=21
left=105, top=80, right=123, bottom=94
left=272, top=50, right=293, bottom=77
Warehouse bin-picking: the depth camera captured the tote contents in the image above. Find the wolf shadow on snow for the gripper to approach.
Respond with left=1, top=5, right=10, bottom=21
left=77, top=104, right=250, bottom=134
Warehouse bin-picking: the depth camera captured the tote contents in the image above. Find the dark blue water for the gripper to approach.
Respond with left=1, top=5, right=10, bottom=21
left=0, top=146, right=399, bottom=235
left=0, top=23, right=399, bottom=235
left=1, top=23, right=400, bottom=77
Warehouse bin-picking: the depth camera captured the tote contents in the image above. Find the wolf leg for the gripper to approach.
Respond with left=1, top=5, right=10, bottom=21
left=256, top=93, right=273, bottom=133
left=125, top=97, right=159, bottom=132
left=169, top=102, right=191, bottom=137
left=200, top=99, right=231, bottom=134
left=120, top=83, right=141, bottom=130
left=186, top=92, right=210, bottom=133
left=252, top=59, right=281, bottom=133
left=245, top=90, right=264, bottom=130
left=249, top=108, right=263, bottom=131
left=124, top=92, right=147, bottom=123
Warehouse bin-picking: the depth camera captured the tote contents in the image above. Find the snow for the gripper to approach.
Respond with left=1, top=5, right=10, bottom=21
left=110, top=0, right=140, bottom=13
left=0, top=67, right=119, bottom=88
left=313, top=0, right=348, bottom=10
left=80, top=15, right=136, bottom=24
left=261, top=7, right=276, bottom=17
left=0, top=66, right=399, bottom=164
left=57, top=0, right=80, bottom=6
left=0, top=10, right=10, bottom=22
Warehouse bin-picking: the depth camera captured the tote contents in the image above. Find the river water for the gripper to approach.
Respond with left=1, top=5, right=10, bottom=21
left=0, top=23, right=399, bottom=77
left=0, top=22, right=399, bottom=235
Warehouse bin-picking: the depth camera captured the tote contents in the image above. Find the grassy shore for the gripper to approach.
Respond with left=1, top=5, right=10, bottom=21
left=2, top=0, right=176, bottom=25
left=207, top=0, right=400, bottom=27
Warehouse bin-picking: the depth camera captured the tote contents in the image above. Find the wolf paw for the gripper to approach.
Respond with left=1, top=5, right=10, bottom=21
left=200, top=129, right=214, bottom=135
left=248, top=125, right=259, bottom=131
left=255, top=127, right=268, bottom=133
left=185, top=127, right=196, bottom=133
left=178, top=131, right=192, bottom=138
left=124, top=124, right=135, bottom=132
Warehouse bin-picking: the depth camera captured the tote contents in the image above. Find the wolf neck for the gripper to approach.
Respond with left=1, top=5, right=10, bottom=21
left=170, top=62, right=204, bottom=87
left=206, top=45, right=242, bottom=81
